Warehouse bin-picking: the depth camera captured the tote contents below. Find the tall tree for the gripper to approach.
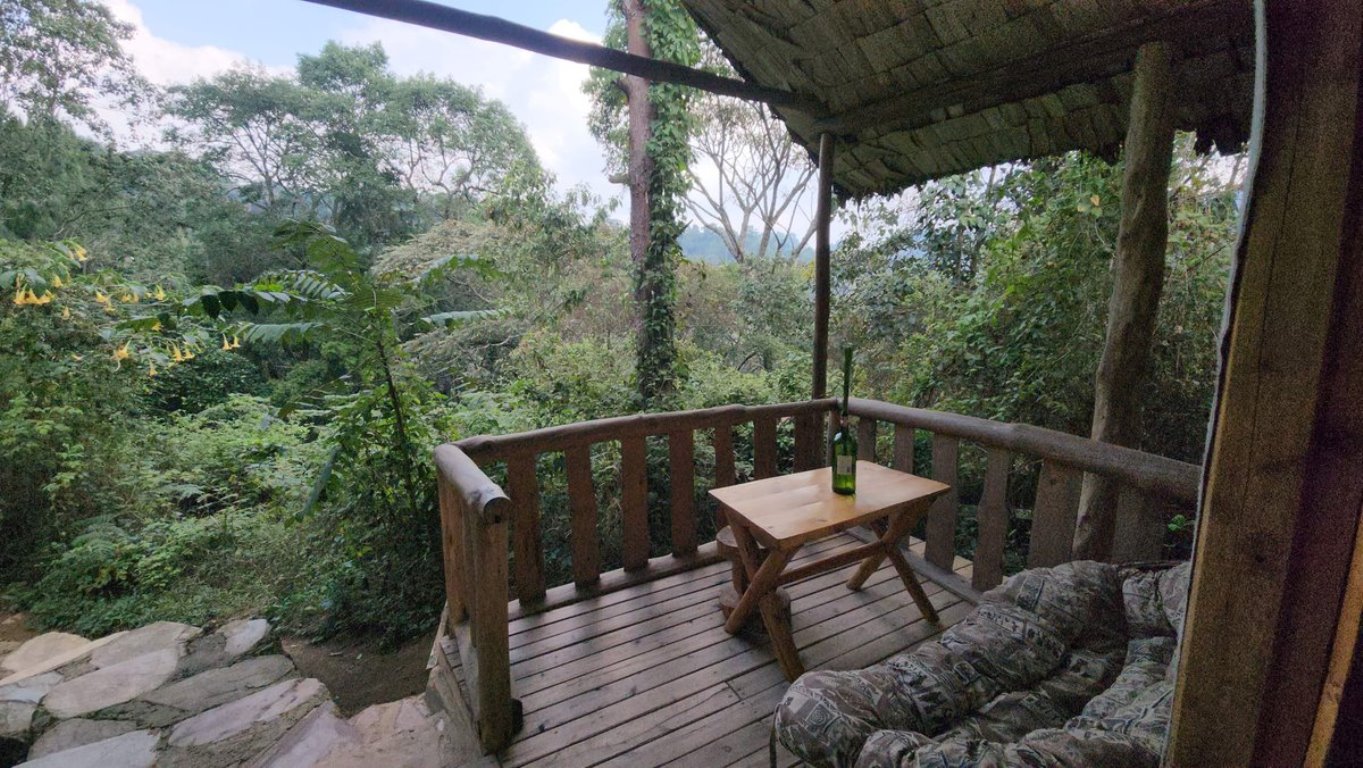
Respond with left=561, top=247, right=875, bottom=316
left=167, top=43, right=542, bottom=251
left=686, top=44, right=817, bottom=263
left=587, top=0, right=699, bottom=404
left=0, top=0, right=144, bottom=131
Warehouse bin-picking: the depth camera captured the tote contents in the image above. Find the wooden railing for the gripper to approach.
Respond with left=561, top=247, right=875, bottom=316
left=433, top=397, right=1201, bottom=751
left=844, top=398, right=1200, bottom=590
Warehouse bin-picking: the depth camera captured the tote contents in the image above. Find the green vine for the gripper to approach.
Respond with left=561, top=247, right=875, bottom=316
left=586, top=0, right=699, bottom=406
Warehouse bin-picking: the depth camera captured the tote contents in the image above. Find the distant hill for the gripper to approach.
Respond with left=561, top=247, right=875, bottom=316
left=678, top=225, right=814, bottom=264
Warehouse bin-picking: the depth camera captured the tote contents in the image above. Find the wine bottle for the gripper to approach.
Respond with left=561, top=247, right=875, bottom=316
left=831, top=347, right=856, bottom=495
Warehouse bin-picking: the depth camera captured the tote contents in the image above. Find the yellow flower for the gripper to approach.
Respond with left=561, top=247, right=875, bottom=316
left=72, top=245, right=88, bottom=263
left=112, top=343, right=131, bottom=365
left=31, top=291, right=53, bottom=305
left=148, top=363, right=158, bottom=378
left=181, top=345, right=195, bottom=361
left=61, top=306, right=71, bottom=320
left=231, top=335, right=242, bottom=350
left=51, top=275, right=63, bottom=289
left=222, top=335, right=233, bottom=351
left=11, top=288, right=24, bottom=306
left=170, top=345, right=184, bottom=363
left=119, top=292, right=138, bottom=304
left=150, top=320, right=162, bottom=332
left=152, top=285, right=167, bottom=301
left=94, top=291, right=113, bottom=311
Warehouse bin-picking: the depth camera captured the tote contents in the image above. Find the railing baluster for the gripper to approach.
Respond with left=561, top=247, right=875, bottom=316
left=505, top=452, right=545, bottom=603
left=892, top=423, right=914, bottom=473
left=669, top=430, right=697, bottom=555
left=713, top=423, right=736, bottom=488
left=793, top=413, right=820, bottom=471
left=973, top=448, right=1012, bottom=590
left=1029, top=460, right=1083, bottom=567
left=1111, top=484, right=1168, bottom=562
left=564, top=445, right=600, bottom=586
left=925, top=434, right=961, bottom=570
left=857, top=417, right=877, bottom=462
left=620, top=435, right=650, bottom=570
left=754, top=416, right=777, bottom=479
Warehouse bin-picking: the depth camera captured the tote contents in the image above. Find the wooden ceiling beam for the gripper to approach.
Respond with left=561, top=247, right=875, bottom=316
left=300, top=0, right=825, bottom=114
left=812, top=0, right=1251, bottom=137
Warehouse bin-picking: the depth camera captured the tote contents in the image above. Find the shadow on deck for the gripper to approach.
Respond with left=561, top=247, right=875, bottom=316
left=435, top=532, right=974, bottom=767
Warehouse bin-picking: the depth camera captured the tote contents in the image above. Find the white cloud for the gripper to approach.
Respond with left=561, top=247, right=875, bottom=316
left=100, top=0, right=257, bottom=85
left=337, top=16, right=622, bottom=210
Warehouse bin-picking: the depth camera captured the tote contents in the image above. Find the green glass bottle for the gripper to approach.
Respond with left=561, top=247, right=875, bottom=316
left=831, top=347, right=857, bottom=495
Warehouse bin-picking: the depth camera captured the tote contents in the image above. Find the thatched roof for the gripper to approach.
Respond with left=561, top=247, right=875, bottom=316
left=682, top=0, right=1255, bottom=198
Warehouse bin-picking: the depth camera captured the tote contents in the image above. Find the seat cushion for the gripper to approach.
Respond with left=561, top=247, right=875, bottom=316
left=775, top=562, right=1126, bottom=768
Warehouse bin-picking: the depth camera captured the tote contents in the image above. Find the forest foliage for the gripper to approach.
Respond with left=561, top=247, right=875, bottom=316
left=0, top=0, right=1243, bottom=642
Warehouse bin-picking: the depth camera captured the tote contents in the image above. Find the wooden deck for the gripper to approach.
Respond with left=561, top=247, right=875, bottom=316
left=438, top=532, right=975, bottom=767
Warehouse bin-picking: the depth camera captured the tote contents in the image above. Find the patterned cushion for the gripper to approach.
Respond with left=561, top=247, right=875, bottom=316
left=774, top=561, right=1190, bottom=768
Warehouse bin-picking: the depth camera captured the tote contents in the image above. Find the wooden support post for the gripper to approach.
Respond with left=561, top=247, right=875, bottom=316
left=811, top=133, right=834, bottom=400
left=1073, top=41, right=1176, bottom=561
left=1168, top=2, right=1363, bottom=764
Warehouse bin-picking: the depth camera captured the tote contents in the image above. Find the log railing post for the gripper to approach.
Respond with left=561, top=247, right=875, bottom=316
left=505, top=452, right=545, bottom=604
left=924, top=434, right=961, bottom=570
left=620, top=435, right=650, bottom=570
left=668, top=430, right=697, bottom=555
left=564, top=445, right=600, bottom=586
left=857, top=418, right=877, bottom=462
left=433, top=444, right=515, bottom=753
left=753, top=415, right=778, bottom=479
left=713, top=423, right=736, bottom=489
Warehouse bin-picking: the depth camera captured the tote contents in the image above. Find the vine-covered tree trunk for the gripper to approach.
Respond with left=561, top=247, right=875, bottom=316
left=622, top=0, right=666, bottom=402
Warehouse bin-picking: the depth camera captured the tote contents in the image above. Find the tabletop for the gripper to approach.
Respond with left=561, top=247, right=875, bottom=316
left=709, top=461, right=950, bottom=551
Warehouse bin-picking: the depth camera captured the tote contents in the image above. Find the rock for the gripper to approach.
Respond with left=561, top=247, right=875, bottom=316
left=0, top=701, right=34, bottom=739
left=179, top=619, right=271, bottom=677
left=28, top=718, right=137, bottom=759
left=0, top=671, right=62, bottom=705
left=0, top=633, right=122, bottom=688
left=317, top=696, right=444, bottom=768
left=245, top=701, right=358, bottom=768
left=161, top=678, right=328, bottom=768
left=0, top=633, right=88, bottom=676
left=43, top=648, right=180, bottom=719
left=90, top=622, right=200, bottom=670
left=16, top=729, right=159, bottom=768
left=99, top=655, right=295, bottom=728
left=221, top=619, right=270, bottom=658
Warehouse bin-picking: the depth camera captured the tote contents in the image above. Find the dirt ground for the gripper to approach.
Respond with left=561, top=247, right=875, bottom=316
left=0, top=614, right=37, bottom=645
left=281, top=633, right=433, bottom=716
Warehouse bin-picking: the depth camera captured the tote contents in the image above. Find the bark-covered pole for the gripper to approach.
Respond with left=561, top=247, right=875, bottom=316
left=1073, top=41, right=1177, bottom=560
left=811, top=133, right=834, bottom=399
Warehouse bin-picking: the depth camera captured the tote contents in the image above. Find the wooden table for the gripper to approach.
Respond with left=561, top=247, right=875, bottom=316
left=709, top=461, right=950, bottom=681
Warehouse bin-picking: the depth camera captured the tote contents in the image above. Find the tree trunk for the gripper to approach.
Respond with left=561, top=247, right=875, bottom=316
left=623, top=0, right=666, bottom=403
left=1072, top=41, right=1176, bottom=560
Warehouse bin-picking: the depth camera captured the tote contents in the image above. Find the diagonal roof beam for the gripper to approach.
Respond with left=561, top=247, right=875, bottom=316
left=300, top=0, right=825, bottom=114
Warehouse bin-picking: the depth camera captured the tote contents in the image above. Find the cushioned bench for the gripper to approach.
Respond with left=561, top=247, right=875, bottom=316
left=774, top=560, right=1189, bottom=768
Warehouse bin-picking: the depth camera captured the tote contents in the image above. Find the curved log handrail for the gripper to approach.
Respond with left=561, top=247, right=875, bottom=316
left=846, top=398, right=1200, bottom=503
left=455, top=398, right=838, bottom=460
left=435, top=443, right=511, bottom=523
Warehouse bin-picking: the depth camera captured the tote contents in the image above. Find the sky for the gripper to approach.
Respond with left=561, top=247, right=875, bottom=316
left=101, top=0, right=623, bottom=208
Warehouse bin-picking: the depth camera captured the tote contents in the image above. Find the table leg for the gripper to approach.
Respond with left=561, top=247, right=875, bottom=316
left=886, top=545, right=939, bottom=623
left=847, top=503, right=940, bottom=623
left=725, top=527, right=793, bottom=635
left=760, top=590, right=804, bottom=681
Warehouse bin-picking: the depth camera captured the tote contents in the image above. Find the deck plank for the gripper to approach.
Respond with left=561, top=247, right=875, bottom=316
left=475, top=532, right=977, bottom=767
